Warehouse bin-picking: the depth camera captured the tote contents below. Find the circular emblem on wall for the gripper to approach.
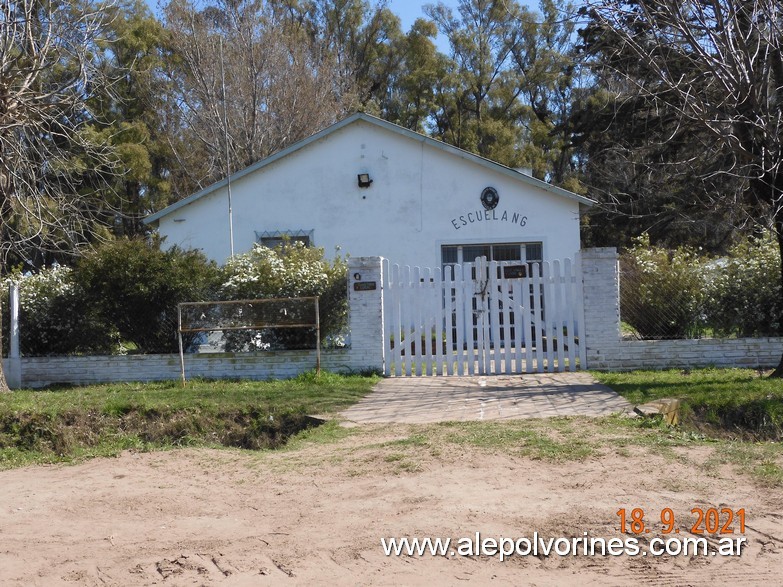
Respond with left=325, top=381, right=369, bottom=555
left=480, top=186, right=499, bottom=210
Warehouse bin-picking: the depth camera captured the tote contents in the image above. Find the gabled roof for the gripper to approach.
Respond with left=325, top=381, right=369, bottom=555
left=144, top=112, right=594, bottom=225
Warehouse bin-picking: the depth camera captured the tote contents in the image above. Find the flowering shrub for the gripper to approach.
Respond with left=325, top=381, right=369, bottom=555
left=1, top=265, right=117, bottom=355
left=220, top=242, right=347, bottom=350
left=620, top=234, right=709, bottom=339
left=1, top=240, right=346, bottom=356
left=621, top=232, right=783, bottom=339
left=704, top=233, right=782, bottom=337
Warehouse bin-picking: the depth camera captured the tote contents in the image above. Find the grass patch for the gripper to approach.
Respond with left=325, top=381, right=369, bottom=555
left=4, top=370, right=375, bottom=415
left=238, top=414, right=782, bottom=488
left=436, top=419, right=595, bottom=461
left=702, top=440, right=783, bottom=486
left=593, top=368, right=783, bottom=485
left=0, top=371, right=378, bottom=469
left=281, top=420, right=358, bottom=452
left=594, top=368, right=783, bottom=440
left=753, top=461, right=783, bottom=486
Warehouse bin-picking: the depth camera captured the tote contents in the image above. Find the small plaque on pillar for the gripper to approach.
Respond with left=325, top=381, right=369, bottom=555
left=353, top=281, right=377, bottom=291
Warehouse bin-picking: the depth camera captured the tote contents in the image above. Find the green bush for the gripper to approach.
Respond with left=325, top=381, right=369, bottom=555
left=620, top=235, right=708, bottom=339
left=1, top=266, right=117, bottom=356
left=2, top=240, right=345, bottom=356
left=704, top=233, right=782, bottom=337
left=74, top=238, right=222, bottom=353
left=219, top=241, right=347, bottom=350
left=621, top=232, right=783, bottom=339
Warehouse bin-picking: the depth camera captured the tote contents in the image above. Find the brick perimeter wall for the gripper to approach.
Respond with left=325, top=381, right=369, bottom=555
left=594, top=338, right=783, bottom=371
left=4, top=349, right=364, bottom=388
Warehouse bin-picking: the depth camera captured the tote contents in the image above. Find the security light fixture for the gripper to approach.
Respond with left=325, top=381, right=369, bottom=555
left=357, top=173, right=373, bottom=188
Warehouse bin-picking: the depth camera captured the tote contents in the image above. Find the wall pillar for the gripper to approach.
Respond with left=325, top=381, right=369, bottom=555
left=580, top=248, right=621, bottom=369
left=6, top=283, right=22, bottom=389
left=346, top=257, right=385, bottom=373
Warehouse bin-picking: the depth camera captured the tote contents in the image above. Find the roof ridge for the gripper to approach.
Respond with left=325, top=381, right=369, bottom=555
left=144, top=112, right=594, bottom=225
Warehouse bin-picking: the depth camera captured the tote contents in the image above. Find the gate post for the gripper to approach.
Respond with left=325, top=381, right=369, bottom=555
left=7, top=283, right=22, bottom=389
left=346, top=257, right=385, bottom=374
left=580, top=248, right=621, bottom=369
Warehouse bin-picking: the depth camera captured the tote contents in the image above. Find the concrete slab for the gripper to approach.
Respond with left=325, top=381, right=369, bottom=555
left=339, top=372, right=633, bottom=424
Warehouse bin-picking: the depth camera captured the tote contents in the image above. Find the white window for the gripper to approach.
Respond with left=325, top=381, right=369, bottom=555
left=441, top=242, right=543, bottom=271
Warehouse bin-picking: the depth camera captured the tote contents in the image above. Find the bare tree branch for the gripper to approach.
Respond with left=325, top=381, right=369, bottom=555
left=0, top=0, right=124, bottom=390
left=582, top=0, right=783, bottom=373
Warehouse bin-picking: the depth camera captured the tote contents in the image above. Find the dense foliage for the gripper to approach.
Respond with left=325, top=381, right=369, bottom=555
left=74, top=239, right=222, bottom=353
left=1, top=266, right=116, bottom=356
left=2, top=239, right=347, bottom=356
left=704, top=234, right=783, bottom=338
left=621, top=234, right=783, bottom=339
left=620, top=235, right=707, bottom=339
left=2, top=240, right=221, bottom=355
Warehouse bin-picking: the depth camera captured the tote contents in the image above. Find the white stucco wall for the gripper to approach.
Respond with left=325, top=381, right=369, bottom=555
left=156, top=119, right=583, bottom=268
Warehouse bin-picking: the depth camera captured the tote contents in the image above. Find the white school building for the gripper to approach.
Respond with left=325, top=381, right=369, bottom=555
left=144, top=113, right=594, bottom=269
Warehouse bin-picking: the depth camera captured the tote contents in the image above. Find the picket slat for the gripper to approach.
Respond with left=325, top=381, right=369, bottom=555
left=542, top=262, right=554, bottom=373
left=392, top=265, right=405, bottom=377
left=501, top=277, right=513, bottom=375
left=488, top=261, right=501, bottom=373
left=454, top=264, right=466, bottom=375
left=541, top=262, right=555, bottom=372
left=480, top=258, right=492, bottom=375
left=483, top=258, right=490, bottom=374
left=413, top=267, right=427, bottom=375
left=574, top=252, right=587, bottom=369
left=428, top=267, right=438, bottom=375
left=551, top=260, right=566, bottom=372
left=464, top=262, right=476, bottom=375
left=432, top=267, right=443, bottom=375
left=418, top=267, right=429, bottom=376
left=399, top=265, right=411, bottom=375
left=530, top=263, right=544, bottom=373
left=519, top=275, right=531, bottom=373
left=392, top=264, right=401, bottom=375
left=512, top=279, right=525, bottom=373
left=444, top=266, right=455, bottom=375
left=473, top=259, right=483, bottom=375
left=563, top=258, right=577, bottom=371
left=398, top=264, right=407, bottom=376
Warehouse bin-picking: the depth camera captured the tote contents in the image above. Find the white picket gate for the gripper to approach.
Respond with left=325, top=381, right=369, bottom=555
left=381, top=255, right=586, bottom=376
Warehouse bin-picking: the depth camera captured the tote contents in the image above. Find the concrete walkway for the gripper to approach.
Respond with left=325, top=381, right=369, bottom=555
left=340, top=372, right=633, bottom=424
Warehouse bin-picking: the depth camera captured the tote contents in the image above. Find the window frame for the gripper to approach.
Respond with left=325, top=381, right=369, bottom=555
left=441, top=242, right=543, bottom=270
left=255, top=229, right=314, bottom=249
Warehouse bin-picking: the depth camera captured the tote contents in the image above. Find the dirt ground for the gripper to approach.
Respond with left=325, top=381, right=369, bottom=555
left=0, top=424, right=781, bottom=586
